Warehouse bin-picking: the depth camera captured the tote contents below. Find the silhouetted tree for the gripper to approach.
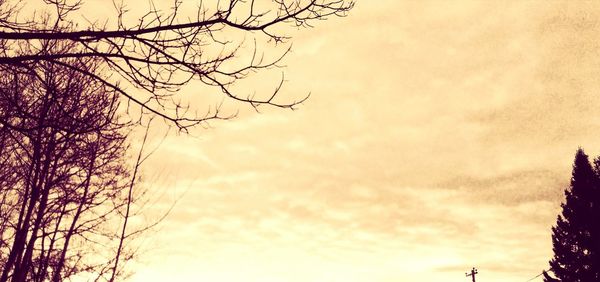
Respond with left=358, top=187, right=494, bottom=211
left=0, top=0, right=355, bottom=131
left=0, top=1, right=356, bottom=280
left=0, top=40, right=149, bottom=282
left=545, top=148, right=600, bottom=282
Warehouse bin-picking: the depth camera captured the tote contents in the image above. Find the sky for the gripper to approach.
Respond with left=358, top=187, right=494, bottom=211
left=61, top=1, right=600, bottom=281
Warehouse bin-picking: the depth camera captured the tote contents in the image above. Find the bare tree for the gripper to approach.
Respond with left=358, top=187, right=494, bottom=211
left=0, top=0, right=354, bottom=131
left=0, top=1, right=355, bottom=280
left=0, top=40, right=149, bottom=282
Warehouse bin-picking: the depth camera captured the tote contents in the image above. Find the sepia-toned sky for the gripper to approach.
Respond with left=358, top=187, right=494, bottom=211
left=75, top=1, right=600, bottom=281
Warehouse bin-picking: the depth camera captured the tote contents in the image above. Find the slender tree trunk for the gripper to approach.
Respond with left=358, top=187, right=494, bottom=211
left=14, top=128, right=57, bottom=282
left=37, top=202, right=67, bottom=282
left=1, top=82, right=52, bottom=282
left=52, top=142, right=98, bottom=282
left=109, top=124, right=150, bottom=282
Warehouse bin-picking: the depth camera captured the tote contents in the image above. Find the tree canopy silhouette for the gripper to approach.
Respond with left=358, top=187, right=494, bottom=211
left=545, top=148, right=600, bottom=282
left=0, top=40, right=154, bottom=282
left=0, top=0, right=355, bottom=131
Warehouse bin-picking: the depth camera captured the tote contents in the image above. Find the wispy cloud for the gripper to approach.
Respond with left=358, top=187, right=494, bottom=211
left=130, top=1, right=600, bottom=282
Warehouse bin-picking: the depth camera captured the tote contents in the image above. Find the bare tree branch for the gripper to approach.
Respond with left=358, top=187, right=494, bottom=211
left=0, top=0, right=355, bottom=131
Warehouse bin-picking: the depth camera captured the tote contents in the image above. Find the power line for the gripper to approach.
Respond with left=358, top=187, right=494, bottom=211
left=524, top=272, right=543, bottom=282
left=524, top=268, right=551, bottom=282
left=462, top=267, right=550, bottom=282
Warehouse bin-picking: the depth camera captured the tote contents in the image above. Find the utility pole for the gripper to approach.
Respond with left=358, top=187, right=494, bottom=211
left=465, top=267, right=478, bottom=282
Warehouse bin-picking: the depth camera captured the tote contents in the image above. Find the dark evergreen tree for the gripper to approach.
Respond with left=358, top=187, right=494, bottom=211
left=545, top=148, right=600, bottom=282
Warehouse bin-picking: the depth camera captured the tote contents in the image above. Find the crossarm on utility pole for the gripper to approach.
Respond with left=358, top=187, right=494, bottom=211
left=465, top=267, right=478, bottom=282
